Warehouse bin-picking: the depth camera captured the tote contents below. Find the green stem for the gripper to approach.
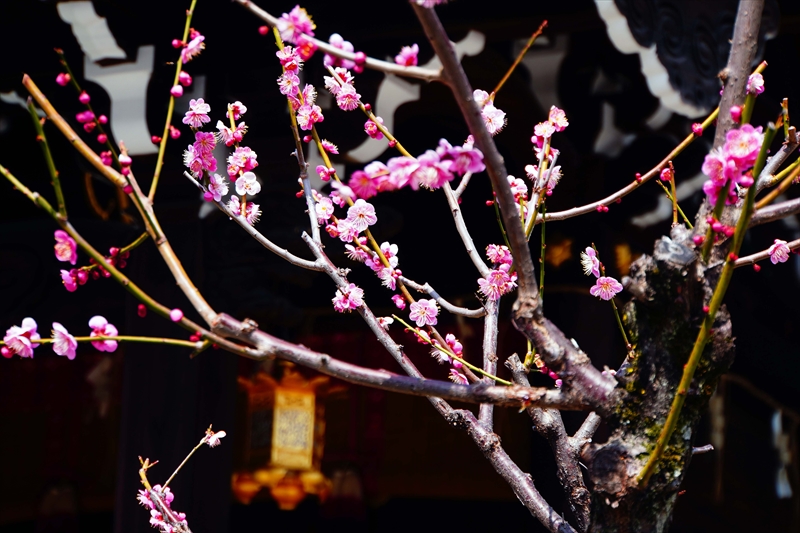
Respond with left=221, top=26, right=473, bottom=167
left=741, top=93, right=756, bottom=125
left=27, top=99, right=66, bottom=218
left=13, top=336, right=201, bottom=349
left=701, top=189, right=728, bottom=262
left=654, top=179, right=693, bottom=228
left=610, top=298, right=631, bottom=350
left=638, top=123, right=777, bottom=486
left=393, top=315, right=513, bottom=385
left=121, top=232, right=149, bottom=254
left=148, top=0, right=199, bottom=201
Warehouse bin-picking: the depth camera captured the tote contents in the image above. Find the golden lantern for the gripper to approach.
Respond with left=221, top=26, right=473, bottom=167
left=232, top=362, right=336, bottom=510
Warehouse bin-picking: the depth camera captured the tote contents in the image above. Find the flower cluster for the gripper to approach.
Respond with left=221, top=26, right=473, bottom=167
left=324, top=67, right=361, bottom=112
left=137, top=485, right=189, bottom=533
left=57, top=232, right=131, bottom=292
left=332, top=283, right=365, bottom=312
left=56, top=69, right=111, bottom=145
left=473, top=89, right=506, bottom=136
left=478, top=265, right=518, bottom=301
left=2, top=316, right=117, bottom=359
left=701, top=124, right=764, bottom=205
left=277, top=5, right=315, bottom=45
left=580, top=247, right=623, bottom=301
left=432, top=333, right=468, bottom=384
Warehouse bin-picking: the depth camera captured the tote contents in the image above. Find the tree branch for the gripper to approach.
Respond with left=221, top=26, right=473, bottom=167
left=235, top=0, right=442, bottom=82
left=443, top=181, right=491, bottom=277
left=507, top=355, right=592, bottom=533
left=400, top=276, right=486, bottom=318
left=734, top=236, right=800, bottom=268
left=479, top=298, right=500, bottom=428
left=750, top=197, right=800, bottom=227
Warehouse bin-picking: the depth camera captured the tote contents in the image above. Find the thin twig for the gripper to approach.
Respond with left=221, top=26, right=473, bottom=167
left=750, top=197, right=800, bottom=227
left=443, top=181, right=490, bottom=276
left=479, top=298, right=500, bottom=428
left=734, top=236, right=800, bottom=268
left=400, top=276, right=486, bottom=318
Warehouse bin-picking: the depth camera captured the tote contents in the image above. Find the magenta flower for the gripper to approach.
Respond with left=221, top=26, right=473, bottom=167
left=216, top=121, right=247, bottom=147
left=276, top=47, right=302, bottom=71
left=437, top=138, right=485, bottom=175
left=182, top=98, right=211, bottom=128
left=768, top=239, right=791, bottom=264
left=410, top=150, right=453, bottom=190
left=332, top=283, right=364, bottom=312
left=449, top=369, right=469, bottom=385
left=52, top=322, right=77, bottom=360
left=348, top=170, right=378, bottom=199
left=181, top=33, right=205, bottom=63
left=3, top=317, right=41, bottom=358
left=277, top=5, right=315, bottom=44
left=548, top=106, right=569, bottom=132
left=193, top=131, right=216, bottom=155
left=229, top=101, right=247, bottom=120
left=724, top=124, right=763, bottom=169
left=278, top=72, right=300, bottom=97
left=60, top=269, right=78, bottom=292
left=386, top=156, right=416, bottom=190
left=478, top=266, right=518, bottom=301
left=296, top=86, right=324, bottom=129
left=364, top=117, right=384, bottom=140
left=315, top=196, right=335, bottom=224
left=227, top=146, right=258, bottom=174
left=590, top=276, right=623, bottom=301
left=335, top=83, right=360, bottom=112
left=54, top=230, right=78, bottom=265
left=395, top=44, right=419, bottom=67
left=346, top=199, right=377, bottom=232
left=392, top=294, right=406, bottom=310
left=486, top=244, right=513, bottom=266
left=320, top=139, right=339, bottom=154
left=747, top=73, right=765, bottom=96
left=324, top=33, right=356, bottom=70
left=409, top=299, right=439, bottom=327
left=89, top=315, right=118, bottom=352
left=207, top=173, right=229, bottom=202
left=336, top=219, right=359, bottom=243
left=580, top=247, right=601, bottom=278
left=330, top=180, right=354, bottom=207
left=445, top=333, right=463, bottom=356
left=701, top=148, right=726, bottom=184
left=235, top=172, right=261, bottom=196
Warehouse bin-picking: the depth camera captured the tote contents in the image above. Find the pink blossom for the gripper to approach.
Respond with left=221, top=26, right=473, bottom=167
left=378, top=267, right=398, bottom=290
left=215, top=121, right=247, bottom=146
left=380, top=242, right=399, bottom=268
left=449, top=369, right=469, bottom=385
left=227, top=146, right=258, bottom=174
left=296, top=89, right=324, bottom=130
left=473, top=89, right=491, bottom=108
left=409, top=150, right=453, bottom=190
left=332, top=283, right=364, bottom=312
left=548, top=106, right=569, bottom=131
left=182, top=98, right=211, bottom=128
left=54, top=230, right=78, bottom=265
left=60, top=269, right=78, bottom=292
left=181, top=33, right=205, bottom=63
left=386, top=156, right=416, bottom=189
left=445, top=333, right=463, bottom=356
left=580, top=247, right=601, bottom=277
left=89, top=315, right=118, bottom=352
left=178, top=71, right=192, bottom=87
left=228, top=101, right=247, bottom=120
left=170, top=84, right=184, bottom=98
left=52, top=322, right=77, bottom=360
left=768, top=239, right=791, bottom=264
left=364, top=117, right=384, bottom=140
left=478, top=265, right=518, bottom=301
left=409, top=299, right=438, bottom=327
left=747, top=73, right=765, bottom=95
left=277, top=5, right=315, bottom=44
left=235, top=172, right=261, bottom=196
left=330, top=180, right=355, bottom=207
left=590, top=276, right=623, bottom=301
left=437, top=138, right=485, bottom=175
left=56, top=72, right=71, bottom=86
left=534, top=121, right=555, bottom=139
left=377, top=316, right=394, bottom=330
left=345, top=239, right=370, bottom=262
left=193, top=131, right=216, bottom=155
left=324, top=33, right=356, bottom=70
left=701, top=148, right=726, bottom=184
left=345, top=200, right=376, bottom=232
left=3, top=318, right=41, bottom=358
left=486, top=244, right=513, bottom=266
left=392, top=294, right=406, bottom=310
left=703, top=179, right=737, bottom=206
left=348, top=170, right=379, bottom=199
left=276, top=47, right=303, bottom=71
left=320, top=139, right=339, bottom=154
left=481, top=104, right=506, bottom=136
left=724, top=124, right=763, bottom=169
left=207, top=174, right=229, bottom=202
left=204, top=430, right=226, bottom=448
left=278, top=72, right=300, bottom=96
left=296, top=34, right=318, bottom=60
left=227, top=196, right=261, bottom=225
left=391, top=43, right=419, bottom=67
left=315, top=196, right=334, bottom=224
left=335, top=83, right=360, bottom=111
left=336, top=219, right=359, bottom=242
left=508, top=175, right=528, bottom=200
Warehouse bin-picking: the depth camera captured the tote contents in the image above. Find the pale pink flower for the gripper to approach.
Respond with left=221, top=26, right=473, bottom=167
left=315, top=196, right=335, bottom=224
left=204, top=430, right=226, bottom=448
left=227, top=196, right=261, bottom=225
left=377, top=316, right=394, bottom=330
left=724, top=124, right=763, bottom=169
left=278, top=72, right=300, bottom=96
left=449, top=368, right=469, bottom=385
left=437, top=138, right=485, bottom=175
left=336, top=218, right=359, bottom=242
left=330, top=180, right=354, bottom=207
left=181, top=33, right=205, bottom=63
left=580, top=247, right=601, bottom=278
left=378, top=267, right=398, bottom=290
left=768, top=239, right=791, bottom=264
left=380, top=242, right=399, bottom=268
left=235, top=172, right=261, bottom=196
left=3, top=318, right=40, bottom=358
left=386, top=156, right=416, bottom=189
left=486, top=244, right=513, bottom=266
left=52, top=322, right=77, bottom=360
left=478, top=266, right=518, bottom=301
left=324, top=33, right=355, bottom=70
left=345, top=239, right=370, bottom=262
left=534, top=121, right=555, bottom=139
left=89, top=315, right=118, bottom=352
left=473, top=89, right=491, bottom=108
left=392, top=294, right=406, bottom=310
left=747, top=73, right=765, bottom=96
left=277, top=5, right=316, bottom=44
left=346, top=199, right=377, bottom=231
left=229, top=101, right=247, bottom=120
left=216, top=120, right=247, bottom=147
left=410, top=150, right=453, bottom=190
left=321, top=139, right=339, bottom=154
left=335, top=84, right=360, bottom=111
left=508, top=175, right=528, bottom=199
left=590, top=276, right=623, bottom=301
left=207, top=173, right=229, bottom=202
left=481, top=104, right=506, bottom=135
left=61, top=269, right=78, bottom=292
left=182, top=98, right=211, bottom=128
left=54, top=230, right=77, bottom=265
left=332, top=283, right=364, bottom=312
left=445, top=333, right=463, bottom=356
left=395, top=44, right=419, bottom=66
left=548, top=106, right=569, bottom=131
left=297, top=102, right=324, bottom=130
left=409, top=299, right=438, bottom=327
left=364, top=117, right=384, bottom=140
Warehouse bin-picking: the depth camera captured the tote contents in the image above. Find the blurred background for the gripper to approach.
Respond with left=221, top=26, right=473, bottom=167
left=1, top=0, right=800, bottom=531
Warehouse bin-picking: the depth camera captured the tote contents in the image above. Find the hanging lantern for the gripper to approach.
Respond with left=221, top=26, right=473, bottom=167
left=232, top=362, right=335, bottom=510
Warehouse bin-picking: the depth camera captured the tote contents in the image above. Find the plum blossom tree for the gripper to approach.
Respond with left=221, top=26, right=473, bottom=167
left=2, top=0, right=797, bottom=531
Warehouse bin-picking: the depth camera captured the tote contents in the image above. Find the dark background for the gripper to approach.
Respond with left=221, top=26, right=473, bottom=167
left=1, top=0, right=800, bottom=531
